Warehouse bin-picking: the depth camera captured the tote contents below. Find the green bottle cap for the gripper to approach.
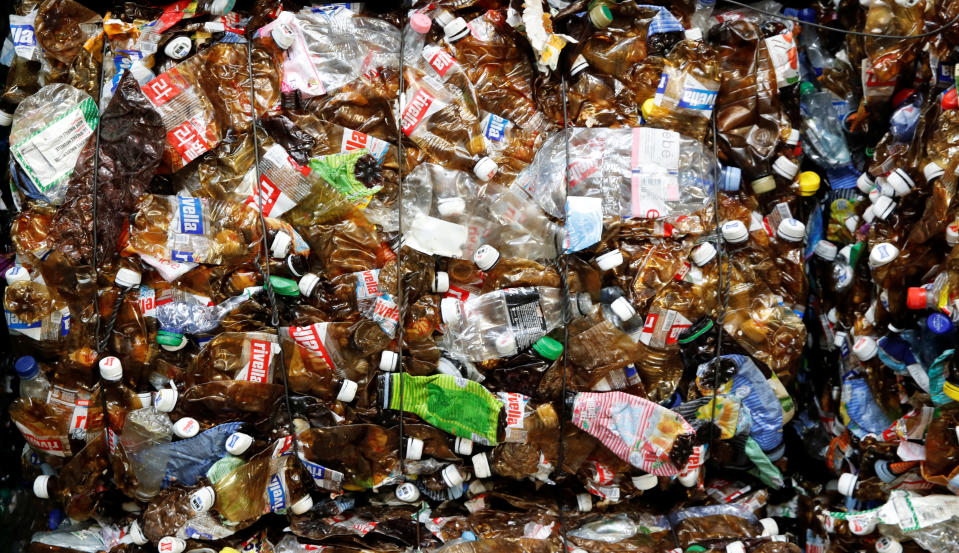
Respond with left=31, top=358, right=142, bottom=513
left=678, top=319, right=713, bottom=344
left=270, top=275, right=300, bottom=296
left=532, top=336, right=563, bottom=360
left=865, top=147, right=875, bottom=158
left=157, top=330, right=185, bottom=347
left=687, top=547, right=708, bottom=552
left=799, top=81, right=816, bottom=95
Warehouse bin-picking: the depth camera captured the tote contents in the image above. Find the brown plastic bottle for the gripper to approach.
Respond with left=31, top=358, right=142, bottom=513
left=31, top=435, right=109, bottom=520
left=297, top=424, right=399, bottom=491
left=471, top=402, right=560, bottom=481
left=646, top=39, right=721, bottom=141
left=768, top=218, right=807, bottom=314
left=921, top=403, right=959, bottom=488
left=563, top=56, right=632, bottom=128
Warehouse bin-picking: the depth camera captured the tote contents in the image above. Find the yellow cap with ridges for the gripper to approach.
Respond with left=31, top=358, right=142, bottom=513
left=799, top=171, right=821, bottom=196
left=642, top=98, right=655, bottom=120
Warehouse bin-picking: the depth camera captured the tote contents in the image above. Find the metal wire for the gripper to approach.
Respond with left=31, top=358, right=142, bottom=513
left=396, top=18, right=408, bottom=475
left=556, top=73, right=571, bottom=553
left=708, top=108, right=731, bottom=445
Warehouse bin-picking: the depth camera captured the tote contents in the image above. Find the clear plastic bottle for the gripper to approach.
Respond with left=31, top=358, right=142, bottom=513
left=799, top=82, right=852, bottom=168
left=15, top=356, right=50, bottom=401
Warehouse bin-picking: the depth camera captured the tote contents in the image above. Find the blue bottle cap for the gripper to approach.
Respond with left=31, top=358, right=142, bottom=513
left=721, top=166, right=742, bottom=192
left=15, top=356, right=39, bottom=380
left=927, top=313, right=953, bottom=335
left=798, top=8, right=816, bottom=23
left=874, top=460, right=898, bottom=484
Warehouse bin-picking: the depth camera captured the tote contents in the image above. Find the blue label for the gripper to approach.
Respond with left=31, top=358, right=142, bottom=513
left=171, top=250, right=195, bottom=263
left=60, top=312, right=70, bottom=337
left=939, top=63, right=955, bottom=85
left=5, top=309, right=41, bottom=330
left=11, top=24, right=36, bottom=48
left=111, top=51, right=143, bottom=92
left=177, top=197, right=205, bottom=235
left=678, top=87, right=718, bottom=110
left=266, top=474, right=286, bottom=512
left=184, top=526, right=214, bottom=540
left=655, top=74, right=668, bottom=95
left=483, top=114, right=509, bottom=142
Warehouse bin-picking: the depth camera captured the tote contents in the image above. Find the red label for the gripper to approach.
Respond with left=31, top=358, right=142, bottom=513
left=568, top=158, right=600, bottom=189
left=143, top=70, right=184, bottom=107
left=673, top=262, right=691, bottom=281
left=401, top=89, right=435, bottom=135
left=16, top=422, right=67, bottom=456
left=445, top=286, right=472, bottom=302
left=245, top=339, right=272, bottom=383
left=344, top=130, right=371, bottom=151
left=287, top=155, right=311, bottom=177
left=428, top=49, right=456, bottom=77
left=246, top=175, right=282, bottom=216
left=503, top=393, right=524, bottom=427
left=642, top=313, right=658, bottom=333
left=156, top=0, right=191, bottom=33
left=666, top=323, right=690, bottom=345
left=167, top=120, right=210, bottom=163
left=290, top=324, right=336, bottom=370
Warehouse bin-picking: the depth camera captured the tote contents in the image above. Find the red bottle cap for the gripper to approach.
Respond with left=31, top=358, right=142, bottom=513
left=906, top=287, right=927, bottom=309
left=942, top=88, right=958, bottom=110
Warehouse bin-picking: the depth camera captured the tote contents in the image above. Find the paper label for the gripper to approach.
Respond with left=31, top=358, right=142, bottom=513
left=423, top=45, right=457, bottom=78
left=10, top=13, right=38, bottom=60
left=289, top=323, right=337, bottom=370
left=177, top=196, right=206, bottom=234
left=167, top=119, right=210, bottom=163
left=341, top=128, right=389, bottom=162
left=143, top=69, right=185, bottom=107
left=503, top=288, right=547, bottom=350
left=16, top=421, right=69, bottom=457
left=236, top=338, right=275, bottom=383
left=370, top=293, right=400, bottom=337
left=639, top=308, right=692, bottom=348
left=482, top=113, right=511, bottom=142
left=677, top=76, right=719, bottom=111
left=630, top=127, right=680, bottom=219
left=765, top=32, right=799, bottom=89
left=497, top=392, right=530, bottom=443
left=401, top=88, right=447, bottom=135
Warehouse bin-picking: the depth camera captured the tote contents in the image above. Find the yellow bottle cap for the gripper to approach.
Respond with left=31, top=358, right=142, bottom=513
left=642, top=98, right=655, bottom=120
left=799, top=171, right=821, bottom=196
left=220, top=549, right=241, bottom=553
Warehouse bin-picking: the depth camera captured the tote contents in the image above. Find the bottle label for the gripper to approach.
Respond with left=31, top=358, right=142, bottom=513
left=236, top=337, right=277, bottom=383
left=340, top=128, right=390, bottom=162
left=12, top=96, right=98, bottom=198
left=630, top=127, right=680, bottom=219
left=503, top=288, right=547, bottom=351
left=496, top=392, right=530, bottom=443
left=297, top=452, right=345, bottom=491
left=265, top=473, right=287, bottom=513
left=654, top=74, right=668, bottom=106
left=289, top=323, right=337, bottom=370
left=69, top=398, right=90, bottom=435
left=639, top=308, right=692, bottom=348
left=370, top=293, right=400, bottom=337
left=10, top=13, right=39, bottom=60
left=423, top=45, right=458, bottom=78
left=176, top=196, right=206, bottom=235
left=14, top=421, right=69, bottom=457
left=353, top=269, right=380, bottom=312
left=677, top=76, right=719, bottom=112
left=482, top=113, right=511, bottom=142
left=401, top=88, right=448, bottom=136
left=765, top=32, right=799, bottom=89
left=244, top=144, right=312, bottom=217
left=139, top=286, right=156, bottom=318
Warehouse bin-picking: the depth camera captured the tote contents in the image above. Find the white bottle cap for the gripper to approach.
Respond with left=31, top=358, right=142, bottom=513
left=290, top=494, right=313, bottom=515
left=596, top=249, right=624, bottom=271
left=336, top=379, right=358, bottom=402
left=158, top=537, right=187, bottom=553
left=493, top=333, right=515, bottom=356
left=164, top=36, right=193, bottom=60
left=923, top=162, right=945, bottom=183
left=128, top=521, right=148, bottom=545
left=437, top=197, right=467, bottom=217
left=690, top=242, right=717, bottom=266
left=610, top=297, right=636, bottom=321
left=684, top=27, right=703, bottom=41
left=189, top=486, right=215, bottom=513
left=99, top=356, right=123, bottom=381
left=396, top=482, right=421, bottom=502
left=473, top=244, right=500, bottom=271
left=777, top=218, right=805, bottom=242
left=33, top=475, right=51, bottom=498
left=857, top=173, right=875, bottom=194
left=114, top=268, right=142, bottom=288
left=174, top=417, right=200, bottom=439
left=471, top=452, right=491, bottom=479
left=576, top=492, right=593, bottom=512
left=440, top=297, right=463, bottom=324
left=876, top=537, right=904, bottom=553
left=784, top=128, right=800, bottom=146
left=454, top=437, right=473, bottom=456
left=154, top=388, right=178, bottom=412
left=852, top=336, right=878, bottom=361
left=207, top=0, right=232, bottom=16
left=872, top=195, right=895, bottom=220
left=0, top=110, right=12, bottom=126
left=380, top=350, right=399, bottom=372
left=759, top=517, right=779, bottom=536
left=726, top=541, right=746, bottom=553
left=946, top=223, right=959, bottom=246
left=631, top=473, right=658, bottom=491
left=272, top=23, right=296, bottom=50
left=271, top=232, right=292, bottom=259
left=225, top=432, right=254, bottom=455
left=869, top=187, right=883, bottom=203
left=877, top=177, right=895, bottom=198
left=443, top=17, right=469, bottom=41
left=406, top=437, right=425, bottom=461
left=432, top=271, right=450, bottom=293
left=677, top=466, right=700, bottom=487
left=721, top=220, right=748, bottom=244
left=772, top=156, right=800, bottom=180
left=441, top=464, right=464, bottom=487
left=570, top=54, right=589, bottom=77
left=869, top=242, right=899, bottom=267
left=814, top=240, right=838, bottom=261
left=837, top=472, right=859, bottom=496
left=886, top=168, right=914, bottom=196
left=4, top=265, right=30, bottom=284
left=844, top=215, right=861, bottom=234
left=473, top=157, right=498, bottom=181
left=863, top=205, right=877, bottom=224
left=298, top=273, right=321, bottom=298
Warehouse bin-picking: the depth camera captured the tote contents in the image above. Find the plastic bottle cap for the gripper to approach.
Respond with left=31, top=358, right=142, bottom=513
left=454, top=437, right=473, bottom=456
left=873, top=459, right=897, bottom=484
left=872, top=195, right=895, bottom=220
left=924, top=161, right=945, bottom=183
left=154, top=388, right=178, bottom=412
left=443, top=16, right=469, bottom=41
left=336, top=379, right=358, bottom=403
left=271, top=232, right=292, bottom=258
left=157, top=330, right=188, bottom=351
left=99, top=356, right=123, bottom=381
left=596, top=249, right=624, bottom=271
left=690, top=243, right=717, bottom=266
left=576, top=293, right=593, bottom=317
left=785, top=128, right=801, bottom=146
left=678, top=466, right=700, bottom=487
left=877, top=537, right=903, bottom=553
left=844, top=215, right=861, bottom=234
left=570, top=55, right=589, bottom=77
left=886, top=169, right=914, bottom=196
left=852, top=336, right=878, bottom=361
left=928, top=313, right=953, bottom=334
left=863, top=205, right=877, bottom=224
left=759, top=517, right=779, bottom=537
left=164, top=36, right=193, bottom=60
left=33, top=475, right=51, bottom=499
left=576, top=492, right=593, bottom=512
left=721, top=166, right=742, bottom=192
left=799, top=171, right=821, bottom=196
left=4, top=265, right=30, bottom=284
left=947, top=224, right=959, bottom=246
left=869, top=242, right=899, bottom=267
left=432, top=271, right=450, bottom=294
left=225, top=432, right=253, bottom=455
left=589, top=3, right=614, bottom=27
left=15, top=356, right=40, bottom=380
left=856, top=173, right=875, bottom=194
left=773, top=156, right=800, bottom=180
left=776, top=218, right=805, bottom=242
left=410, top=12, right=432, bottom=34
left=128, top=521, right=147, bottom=545
left=405, top=437, right=424, bottom=461
left=270, top=276, right=300, bottom=297
left=472, top=453, right=491, bottom=479
left=532, top=336, right=563, bottom=361
left=380, top=350, right=399, bottom=372
left=440, top=297, right=463, bottom=324
left=290, top=494, right=313, bottom=515
left=610, top=297, right=636, bottom=321
left=0, top=110, right=12, bottom=126
left=494, top=333, right=515, bottom=356
left=869, top=187, right=883, bottom=204
left=641, top=98, right=656, bottom=120
left=158, top=537, right=186, bottom=553
left=814, top=240, right=838, bottom=261
left=114, top=268, right=142, bottom=288
left=684, top=28, right=703, bottom=41
left=441, top=465, right=464, bottom=487
left=827, top=308, right=838, bottom=324
left=721, top=220, right=749, bottom=244
left=437, top=196, right=467, bottom=217
left=631, top=473, right=658, bottom=491
left=298, top=274, right=323, bottom=299
left=189, top=486, right=215, bottom=513
left=207, top=0, right=233, bottom=15
left=751, top=175, right=776, bottom=194
left=726, top=541, right=746, bottom=553
left=272, top=23, right=296, bottom=50
left=473, top=157, right=498, bottom=181
left=473, top=244, right=500, bottom=271
left=396, top=482, right=420, bottom=502
left=906, top=287, right=927, bottom=309
left=174, top=417, right=200, bottom=439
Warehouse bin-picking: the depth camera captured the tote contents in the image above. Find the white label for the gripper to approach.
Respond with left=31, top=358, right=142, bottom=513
left=765, top=32, right=799, bottom=89
left=639, top=308, right=692, bottom=348
left=630, top=127, right=680, bottom=219
left=340, top=127, right=390, bottom=162
left=13, top=98, right=97, bottom=195
left=139, top=286, right=156, bottom=317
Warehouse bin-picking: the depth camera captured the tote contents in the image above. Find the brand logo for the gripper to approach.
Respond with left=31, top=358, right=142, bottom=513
left=428, top=49, right=456, bottom=77
left=245, top=339, right=272, bottom=383
left=483, top=114, right=509, bottom=142
left=177, top=196, right=205, bottom=235
left=246, top=175, right=282, bottom=216
left=503, top=393, right=527, bottom=427
left=143, top=71, right=183, bottom=106
left=401, top=89, right=435, bottom=135
left=678, top=87, right=718, bottom=110
left=266, top=474, right=286, bottom=512
left=290, top=324, right=336, bottom=369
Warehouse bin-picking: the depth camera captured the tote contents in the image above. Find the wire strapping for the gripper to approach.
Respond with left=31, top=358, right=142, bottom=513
left=396, top=19, right=408, bottom=475
left=722, top=0, right=959, bottom=39
left=556, top=73, right=571, bottom=553
left=707, top=110, right=730, bottom=446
